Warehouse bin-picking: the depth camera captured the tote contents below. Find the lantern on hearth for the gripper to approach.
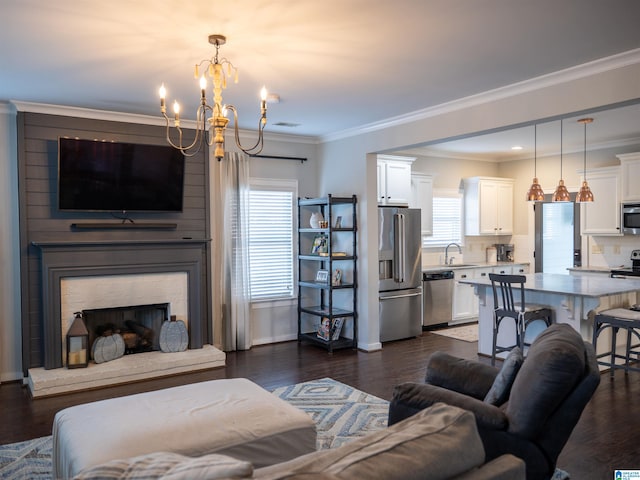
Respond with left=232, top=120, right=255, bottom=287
left=66, top=312, right=89, bottom=369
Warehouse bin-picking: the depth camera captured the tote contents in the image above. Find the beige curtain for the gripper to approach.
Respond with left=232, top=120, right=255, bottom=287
left=211, top=151, right=252, bottom=351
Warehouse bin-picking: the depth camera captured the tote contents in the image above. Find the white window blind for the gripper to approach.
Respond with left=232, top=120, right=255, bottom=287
left=248, top=180, right=296, bottom=301
left=423, top=193, right=463, bottom=248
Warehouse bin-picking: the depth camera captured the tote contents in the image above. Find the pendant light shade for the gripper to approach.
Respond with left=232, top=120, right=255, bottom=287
left=526, top=124, right=545, bottom=202
left=553, top=119, right=571, bottom=202
left=576, top=117, right=595, bottom=203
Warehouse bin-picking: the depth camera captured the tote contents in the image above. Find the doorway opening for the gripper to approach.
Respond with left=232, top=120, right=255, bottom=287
left=534, top=193, right=581, bottom=273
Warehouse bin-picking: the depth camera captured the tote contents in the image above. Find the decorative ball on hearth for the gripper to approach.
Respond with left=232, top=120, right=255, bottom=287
left=159, top=315, right=189, bottom=353
left=91, top=326, right=125, bottom=364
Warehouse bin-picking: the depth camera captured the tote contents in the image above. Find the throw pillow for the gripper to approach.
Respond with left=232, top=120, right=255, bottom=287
left=483, top=347, right=523, bottom=405
left=73, top=452, right=253, bottom=480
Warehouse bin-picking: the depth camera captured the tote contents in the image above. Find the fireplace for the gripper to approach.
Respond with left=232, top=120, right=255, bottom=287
left=33, top=240, right=208, bottom=370
left=83, top=303, right=170, bottom=357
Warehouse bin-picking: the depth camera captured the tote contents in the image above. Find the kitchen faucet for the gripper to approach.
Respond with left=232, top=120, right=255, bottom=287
left=444, top=242, right=462, bottom=265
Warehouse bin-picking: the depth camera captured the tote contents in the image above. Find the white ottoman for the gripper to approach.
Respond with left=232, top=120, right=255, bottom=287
left=52, top=378, right=316, bottom=479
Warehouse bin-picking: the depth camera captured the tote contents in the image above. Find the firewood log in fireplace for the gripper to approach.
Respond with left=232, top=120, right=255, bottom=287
left=125, top=320, right=154, bottom=351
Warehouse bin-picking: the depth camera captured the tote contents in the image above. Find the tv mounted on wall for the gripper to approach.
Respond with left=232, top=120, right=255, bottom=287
left=58, top=138, right=185, bottom=212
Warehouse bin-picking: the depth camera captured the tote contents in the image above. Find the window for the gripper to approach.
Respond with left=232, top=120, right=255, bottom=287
left=248, top=179, right=297, bottom=301
left=423, top=189, right=463, bottom=248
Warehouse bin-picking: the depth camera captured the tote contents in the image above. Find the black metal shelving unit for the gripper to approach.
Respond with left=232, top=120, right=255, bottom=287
left=297, top=194, right=357, bottom=352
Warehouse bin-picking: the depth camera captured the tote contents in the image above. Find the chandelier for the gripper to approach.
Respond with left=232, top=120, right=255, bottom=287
left=159, top=34, right=268, bottom=160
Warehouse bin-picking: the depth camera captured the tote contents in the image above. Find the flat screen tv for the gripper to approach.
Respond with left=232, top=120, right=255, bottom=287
left=58, top=138, right=185, bottom=212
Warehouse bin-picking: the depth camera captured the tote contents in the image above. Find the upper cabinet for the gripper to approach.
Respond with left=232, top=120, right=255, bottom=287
left=580, top=166, right=621, bottom=236
left=377, top=155, right=414, bottom=206
left=410, top=173, right=433, bottom=236
left=463, top=177, right=514, bottom=236
left=618, top=152, right=640, bottom=201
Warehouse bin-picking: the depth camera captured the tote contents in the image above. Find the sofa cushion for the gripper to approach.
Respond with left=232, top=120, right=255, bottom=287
left=483, top=347, right=523, bottom=406
left=73, top=451, right=253, bottom=480
left=255, top=403, right=485, bottom=480
left=506, top=324, right=586, bottom=438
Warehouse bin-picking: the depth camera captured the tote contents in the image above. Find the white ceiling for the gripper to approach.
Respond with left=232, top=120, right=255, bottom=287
left=2, top=0, right=640, bottom=152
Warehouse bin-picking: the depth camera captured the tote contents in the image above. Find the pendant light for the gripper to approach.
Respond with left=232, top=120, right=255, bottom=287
left=552, top=119, right=571, bottom=202
left=526, top=124, right=545, bottom=201
left=576, top=117, right=595, bottom=202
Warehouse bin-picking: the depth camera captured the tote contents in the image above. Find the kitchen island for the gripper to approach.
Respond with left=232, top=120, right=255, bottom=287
left=459, top=272, right=640, bottom=358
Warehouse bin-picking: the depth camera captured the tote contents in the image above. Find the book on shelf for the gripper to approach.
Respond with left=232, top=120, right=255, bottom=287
left=316, top=317, right=345, bottom=341
left=316, top=317, right=331, bottom=341
left=318, top=251, right=347, bottom=257
left=332, top=317, right=345, bottom=340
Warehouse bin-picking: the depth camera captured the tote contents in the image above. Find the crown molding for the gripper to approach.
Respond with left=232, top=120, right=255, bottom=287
left=321, top=48, right=640, bottom=144
left=9, top=101, right=318, bottom=145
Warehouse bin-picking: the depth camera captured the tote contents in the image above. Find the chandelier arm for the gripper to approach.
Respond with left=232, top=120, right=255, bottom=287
left=226, top=105, right=266, bottom=155
left=163, top=105, right=212, bottom=157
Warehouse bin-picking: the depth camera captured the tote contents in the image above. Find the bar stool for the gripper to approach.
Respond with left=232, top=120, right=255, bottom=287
left=593, top=308, right=640, bottom=377
left=488, top=273, right=554, bottom=365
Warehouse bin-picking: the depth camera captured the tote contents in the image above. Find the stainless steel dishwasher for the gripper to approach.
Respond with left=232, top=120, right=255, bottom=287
left=422, top=270, right=454, bottom=328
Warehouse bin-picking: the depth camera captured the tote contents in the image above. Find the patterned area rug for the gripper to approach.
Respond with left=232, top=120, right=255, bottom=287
left=430, top=323, right=479, bottom=342
left=0, top=377, right=568, bottom=479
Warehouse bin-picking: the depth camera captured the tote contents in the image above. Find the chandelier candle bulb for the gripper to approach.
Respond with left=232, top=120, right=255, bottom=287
left=159, top=84, right=166, bottom=112
left=199, top=76, right=207, bottom=99
left=173, top=101, right=180, bottom=125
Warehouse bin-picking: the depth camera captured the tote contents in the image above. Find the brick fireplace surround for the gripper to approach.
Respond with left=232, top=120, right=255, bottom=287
left=27, top=239, right=225, bottom=397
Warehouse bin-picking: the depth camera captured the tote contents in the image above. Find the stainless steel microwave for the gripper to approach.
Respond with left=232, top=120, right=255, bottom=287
left=621, top=203, right=640, bottom=234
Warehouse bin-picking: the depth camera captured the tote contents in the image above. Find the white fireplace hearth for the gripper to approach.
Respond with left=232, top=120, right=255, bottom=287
left=27, top=345, right=226, bottom=397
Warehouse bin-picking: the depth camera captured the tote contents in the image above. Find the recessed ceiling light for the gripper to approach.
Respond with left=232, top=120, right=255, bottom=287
left=511, top=145, right=523, bottom=151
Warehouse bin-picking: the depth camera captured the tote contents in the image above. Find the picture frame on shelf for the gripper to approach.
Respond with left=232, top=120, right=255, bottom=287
left=310, top=234, right=328, bottom=255
left=315, top=269, right=329, bottom=284
left=334, top=216, right=342, bottom=228
left=332, top=269, right=342, bottom=286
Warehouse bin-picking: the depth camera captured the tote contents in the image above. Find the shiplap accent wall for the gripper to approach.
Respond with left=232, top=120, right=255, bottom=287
left=17, top=112, right=209, bottom=371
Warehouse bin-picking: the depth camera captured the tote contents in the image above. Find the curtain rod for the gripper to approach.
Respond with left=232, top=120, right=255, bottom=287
left=249, top=154, right=307, bottom=163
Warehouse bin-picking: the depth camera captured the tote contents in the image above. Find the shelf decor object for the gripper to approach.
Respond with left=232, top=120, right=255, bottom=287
left=158, top=34, right=271, bottom=160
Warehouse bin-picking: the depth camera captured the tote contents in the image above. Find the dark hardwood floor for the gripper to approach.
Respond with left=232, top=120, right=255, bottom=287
left=1, top=331, right=639, bottom=479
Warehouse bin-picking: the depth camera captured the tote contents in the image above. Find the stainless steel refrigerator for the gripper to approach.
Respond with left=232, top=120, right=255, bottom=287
left=378, top=207, right=422, bottom=342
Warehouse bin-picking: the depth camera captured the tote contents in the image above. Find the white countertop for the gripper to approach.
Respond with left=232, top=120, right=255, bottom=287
left=422, top=261, right=528, bottom=273
left=567, top=266, right=620, bottom=274
left=459, top=272, right=640, bottom=298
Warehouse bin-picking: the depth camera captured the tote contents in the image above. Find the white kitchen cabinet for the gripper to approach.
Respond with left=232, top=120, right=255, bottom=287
left=452, top=269, right=477, bottom=322
left=463, top=177, right=514, bottom=236
left=451, top=264, right=529, bottom=323
left=617, top=152, right=640, bottom=201
left=579, top=166, right=621, bottom=236
left=410, top=173, right=433, bottom=236
left=377, top=155, right=414, bottom=206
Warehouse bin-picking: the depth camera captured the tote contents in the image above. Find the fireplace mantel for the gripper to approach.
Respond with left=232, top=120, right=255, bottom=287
left=32, top=239, right=209, bottom=370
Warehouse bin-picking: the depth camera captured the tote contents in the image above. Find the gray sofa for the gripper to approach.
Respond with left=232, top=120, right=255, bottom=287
left=73, top=403, right=525, bottom=479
